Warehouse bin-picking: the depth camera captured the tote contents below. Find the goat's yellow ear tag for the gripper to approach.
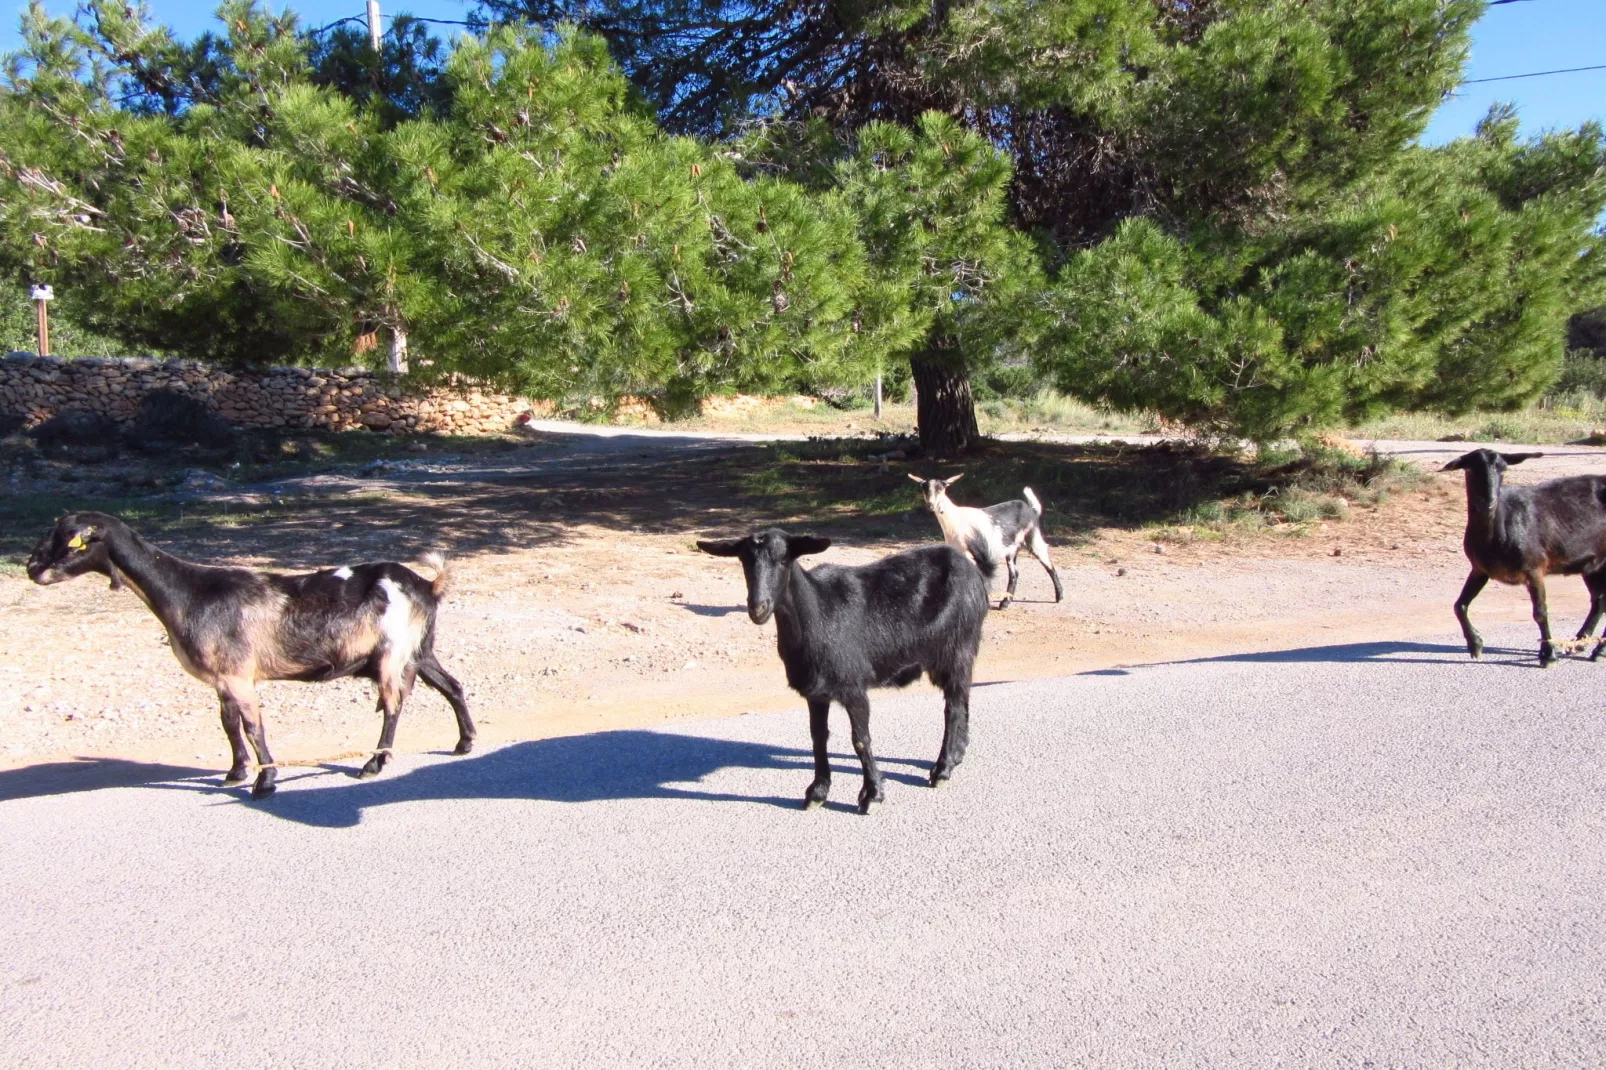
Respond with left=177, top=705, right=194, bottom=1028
left=67, top=534, right=87, bottom=551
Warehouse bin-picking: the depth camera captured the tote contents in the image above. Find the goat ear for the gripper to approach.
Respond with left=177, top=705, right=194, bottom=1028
left=787, top=535, right=831, bottom=558
left=907, top=473, right=926, bottom=484
left=1441, top=454, right=1470, bottom=472
left=1501, top=452, right=1543, bottom=465
left=944, top=473, right=964, bottom=486
left=696, top=538, right=744, bottom=557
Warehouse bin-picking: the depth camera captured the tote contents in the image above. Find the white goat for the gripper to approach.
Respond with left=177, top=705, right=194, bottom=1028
left=910, top=473, right=1064, bottom=609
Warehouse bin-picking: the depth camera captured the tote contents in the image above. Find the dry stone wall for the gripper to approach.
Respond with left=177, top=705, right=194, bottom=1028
left=0, top=352, right=539, bottom=435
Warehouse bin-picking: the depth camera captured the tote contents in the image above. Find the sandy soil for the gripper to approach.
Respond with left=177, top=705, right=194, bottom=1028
left=3, top=433, right=1600, bottom=786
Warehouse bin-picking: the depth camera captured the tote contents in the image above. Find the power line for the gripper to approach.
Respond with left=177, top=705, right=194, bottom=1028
left=382, top=15, right=478, bottom=27
left=308, top=15, right=365, bottom=34
left=1464, top=63, right=1606, bottom=84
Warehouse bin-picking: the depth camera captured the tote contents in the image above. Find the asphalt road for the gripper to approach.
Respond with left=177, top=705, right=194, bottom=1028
left=2, top=623, right=1602, bottom=1068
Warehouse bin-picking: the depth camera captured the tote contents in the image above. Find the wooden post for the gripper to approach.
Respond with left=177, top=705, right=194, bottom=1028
left=30, top=284, right=53, bottom=357
left=874, top=372, right=883, bottom=420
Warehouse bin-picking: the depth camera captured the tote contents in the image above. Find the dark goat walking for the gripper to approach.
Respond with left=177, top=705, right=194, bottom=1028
left=698, top=529, right=992, bottom=813
left=1443, top=449, right=1606, bottom=666
left=26, top=512, right=474, bottom=797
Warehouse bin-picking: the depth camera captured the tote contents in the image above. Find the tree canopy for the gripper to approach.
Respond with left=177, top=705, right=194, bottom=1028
left=1, top=0, right=1602, bottom=448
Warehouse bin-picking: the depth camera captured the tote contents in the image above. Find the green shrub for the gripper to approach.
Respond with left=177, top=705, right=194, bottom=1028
left=1550, top=352, right=1606, bottom=401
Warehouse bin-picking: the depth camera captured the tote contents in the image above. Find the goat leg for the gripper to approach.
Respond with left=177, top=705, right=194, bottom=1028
left=1525, top=571, right=1556, bottom=667
left=1453, top=571, right=1488, bottom=659
left=217, top=693, right=252, bottom=787
left=999, top=556, right=1019, bottom=610
left=418, top=653, right=475, bottom=754
left=1028, top=528, right=1064, bottom=603
left=930, top=675, right=972, bottom=787
left=804, top=697, right=832, bottom=809
left=843, top=693, right=884, bottom=814
left=1580, top=573, right=1606, bottom=661
left=228, top=683, right=277, bottom=799
left=361, top=677, right=407, bottom=778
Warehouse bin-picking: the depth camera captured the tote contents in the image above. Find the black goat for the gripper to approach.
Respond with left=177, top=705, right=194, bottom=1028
left=697, top=529, right=992, bottom=813
left=26, top=512, right=474, bottom=797
left=1443, top=448, right=1606, bottom=666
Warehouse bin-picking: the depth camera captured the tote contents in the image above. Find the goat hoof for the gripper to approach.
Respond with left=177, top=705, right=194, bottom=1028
left=453, top=738, right=474, bottom=756
left=803, top=781, right=830, bottom=809
left=996, top=599, right=1011, bottom=610
left=250, top=778, right=276, bottom=800
left=221, top=770, right=250, bottom=787
left=358, top=755, right=387, bottom=778
left=1591, top=648, right=1604, bottom=662
left=928, top=766, right=951, bottom=788
left=856, top=784, right=884, bottom=814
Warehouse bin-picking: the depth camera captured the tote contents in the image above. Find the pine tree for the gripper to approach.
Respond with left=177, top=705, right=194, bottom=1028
left=0, top=4, right=896, bottom=412
left=492, top=0, right=1606, bottom=441
left=408, top=26, right=895, bottom=408
left=829, top=114, right=1042, bottom=452
left=0, top=1, right=331, bottom=365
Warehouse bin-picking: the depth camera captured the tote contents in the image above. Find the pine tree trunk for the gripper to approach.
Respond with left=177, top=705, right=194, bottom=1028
left=910, top=341, right=978, bottom=454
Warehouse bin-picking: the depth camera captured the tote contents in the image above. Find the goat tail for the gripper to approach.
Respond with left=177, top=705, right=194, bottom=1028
left=1023, top=486, right=1043, bottom=516
left=963, top=533, right=999, bottom=581
left=420, top=551, right=452, bottom=598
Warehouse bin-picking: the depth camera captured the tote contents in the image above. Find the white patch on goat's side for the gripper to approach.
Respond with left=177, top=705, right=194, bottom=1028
left=332, top=567, right=354, bottom=580
left=377, top=578, right=420, bottom=656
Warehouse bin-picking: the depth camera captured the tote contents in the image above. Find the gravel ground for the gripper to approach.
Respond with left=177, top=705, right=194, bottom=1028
left=0, top=622, right=1601, bottom=1068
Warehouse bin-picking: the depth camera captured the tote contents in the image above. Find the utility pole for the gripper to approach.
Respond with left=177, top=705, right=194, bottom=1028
left=388, top=326, right=409, bottom=374
left=30, top=284, right=53, bottom=357
left=364, top=0, right=407, bottom=374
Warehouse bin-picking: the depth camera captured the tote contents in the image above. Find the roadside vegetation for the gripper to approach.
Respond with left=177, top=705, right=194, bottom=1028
left=3, top=2, right=1602, bottom=455
left=734, top=437, right=1423, bottom=547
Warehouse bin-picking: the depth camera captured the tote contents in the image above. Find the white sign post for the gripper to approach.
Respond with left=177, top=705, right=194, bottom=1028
left=30, top=284, right=53, bottom=357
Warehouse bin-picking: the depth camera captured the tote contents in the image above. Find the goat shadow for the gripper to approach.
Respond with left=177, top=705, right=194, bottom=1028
left=0, top=757, right=216, bottom=804
left=675, top=603, right=746, bottom=618
left=143, top=728, right=936, bottom=828
left=1088, top=638, right=1559, bottom=674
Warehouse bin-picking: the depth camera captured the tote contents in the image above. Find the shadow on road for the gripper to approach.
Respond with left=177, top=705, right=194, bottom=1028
left=0, top=757, right=215, bottom=803
left=1184, top=639, right=1547, bottom=667
left=122, top=728, right=939, bottom=828
left=1075, top=639, right=1548, bottom=675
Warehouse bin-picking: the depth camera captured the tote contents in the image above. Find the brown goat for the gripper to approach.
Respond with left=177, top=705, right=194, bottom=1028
left=27, top=512, right=474, bottom=797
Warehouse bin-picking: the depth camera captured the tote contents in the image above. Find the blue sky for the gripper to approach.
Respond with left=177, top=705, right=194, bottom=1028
left=1, top=0, right=1602, bottom=146
left=0, top=1, right=480, bottom=52
left=1421, top=0, right=1606, bottom=145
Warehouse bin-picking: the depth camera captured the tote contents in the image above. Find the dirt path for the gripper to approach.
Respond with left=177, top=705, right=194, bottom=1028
left=4, top=428, right=1602, bottom=785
